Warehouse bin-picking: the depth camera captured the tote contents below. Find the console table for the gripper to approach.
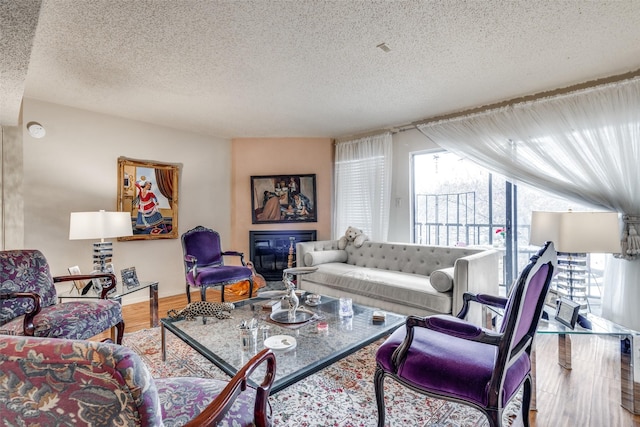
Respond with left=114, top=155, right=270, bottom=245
left=533, top=307, right=640, bottom=414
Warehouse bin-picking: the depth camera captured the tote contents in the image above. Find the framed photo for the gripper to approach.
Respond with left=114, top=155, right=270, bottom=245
left=121, top=267, right=140, bottom=289
left=555, top=297, right=581, bottom=329
left=117, top=157, right=181, bottom=240
left=251, top=174, right=317, bottom=224
left=544, top=288, right=559, bottom=309
left=68, top=265, right=91, bottom=295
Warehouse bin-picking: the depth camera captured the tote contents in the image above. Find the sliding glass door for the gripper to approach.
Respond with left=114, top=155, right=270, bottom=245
left=412, top=151, right=604, bottom=310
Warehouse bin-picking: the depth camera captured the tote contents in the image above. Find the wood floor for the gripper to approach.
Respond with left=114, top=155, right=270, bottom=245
left=105, top=290, right=640, bottom=426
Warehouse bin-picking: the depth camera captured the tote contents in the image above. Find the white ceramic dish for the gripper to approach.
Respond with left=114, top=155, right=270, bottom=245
left=264, top=335, right=297, bottom=351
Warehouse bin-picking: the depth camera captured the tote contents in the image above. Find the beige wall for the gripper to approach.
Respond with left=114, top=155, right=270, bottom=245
left=20, top=99, right=233, bottom=303
left=10, top=99, right=432, bottom=305
left=230, top=138, right=333, bottom=257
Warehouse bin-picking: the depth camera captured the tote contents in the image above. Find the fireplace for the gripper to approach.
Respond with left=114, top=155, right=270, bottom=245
left=249, top=230, right=317, bottom=281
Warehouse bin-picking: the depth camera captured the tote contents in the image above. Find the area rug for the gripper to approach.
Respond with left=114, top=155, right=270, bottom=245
left=123, top=328, right=520, bottom=426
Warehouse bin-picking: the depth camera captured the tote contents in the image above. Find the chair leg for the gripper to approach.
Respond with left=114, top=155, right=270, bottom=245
left=486, top=410, right=500, bottom=427
left=220, top=285, right=225, bottom=302
left=374, top=365, right=387, bottom=427
left=186, top=283, right=192, bottom=303
left=114, top=320, right=125, bottom=345
left=248, top=277, right=254, bottom=298
left=521, top=377, right=532, bottom=427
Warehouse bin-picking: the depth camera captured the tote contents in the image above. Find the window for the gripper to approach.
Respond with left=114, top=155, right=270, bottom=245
left=413, top=151, right=604, bottom=310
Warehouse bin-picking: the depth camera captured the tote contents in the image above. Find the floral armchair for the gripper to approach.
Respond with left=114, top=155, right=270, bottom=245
left=0, top=335, right=276, bottom=426
left=0, top=249, right=125, bottom=344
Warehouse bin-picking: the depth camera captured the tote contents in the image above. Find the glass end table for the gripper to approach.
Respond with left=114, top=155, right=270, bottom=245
left=58, top=280, right=159, bottom=328
left=534, top=306, right=640, bottom=414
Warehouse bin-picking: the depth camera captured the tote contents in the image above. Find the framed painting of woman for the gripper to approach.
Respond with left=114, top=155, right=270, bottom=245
left=117, top=157, right=181, bottom=240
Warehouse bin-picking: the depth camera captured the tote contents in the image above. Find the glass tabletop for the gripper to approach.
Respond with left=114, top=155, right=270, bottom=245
left=58, top=281, right=158, bottom=300
left=161, top=295, right=405, bottom=393
left=537, top=306, right=632, bottom=336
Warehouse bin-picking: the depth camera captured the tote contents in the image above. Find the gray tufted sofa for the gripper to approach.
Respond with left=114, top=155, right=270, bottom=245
left=296, top=240, right=500, bottom=325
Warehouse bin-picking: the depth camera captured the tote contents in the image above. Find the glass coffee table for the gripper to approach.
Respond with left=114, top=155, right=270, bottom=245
left=161, top=294, right=405, bottom=394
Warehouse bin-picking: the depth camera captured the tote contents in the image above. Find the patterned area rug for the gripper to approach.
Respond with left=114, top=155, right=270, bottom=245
left=123, top=328, right=520, bottom=426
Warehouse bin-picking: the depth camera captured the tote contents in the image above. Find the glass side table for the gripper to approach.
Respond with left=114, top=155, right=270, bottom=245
left=58, top=280, right=159, bottom=328
left=534, top=306, right=640, bottom=414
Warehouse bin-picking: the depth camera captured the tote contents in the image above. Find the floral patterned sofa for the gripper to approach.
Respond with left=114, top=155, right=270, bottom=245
left=0, top=335, right=275, bottom=427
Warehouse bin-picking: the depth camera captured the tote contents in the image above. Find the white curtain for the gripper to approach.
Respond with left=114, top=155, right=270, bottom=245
left=418, top=77, right=640, bottom=330
left=333, top=132, right=392, bottom=241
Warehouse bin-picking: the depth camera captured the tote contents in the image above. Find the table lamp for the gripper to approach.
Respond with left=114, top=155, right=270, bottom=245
left=69, top=210, right=133, bottom=272
left=529, top=210, right=620, bottom=310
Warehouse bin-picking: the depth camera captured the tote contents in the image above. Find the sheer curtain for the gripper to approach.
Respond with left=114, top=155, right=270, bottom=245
left=333, top=132, right=392, bottom=241
left=418, top=77, right=640, bottom=330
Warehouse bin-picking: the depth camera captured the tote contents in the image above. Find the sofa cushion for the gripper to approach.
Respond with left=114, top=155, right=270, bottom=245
left=301, top=263, right=452, bottom=314
left=304, top=250, right=348, bottom=266
left=430, top=267, right=455, bottom=292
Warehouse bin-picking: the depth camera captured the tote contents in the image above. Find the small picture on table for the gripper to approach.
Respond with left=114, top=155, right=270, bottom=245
left=121, top=267, right=140, bottom=289
left=554, top=297, right=581, bottom=329
left=67, top=265, right=90, bottom=295
left=544, top=288, right=559, bottom=309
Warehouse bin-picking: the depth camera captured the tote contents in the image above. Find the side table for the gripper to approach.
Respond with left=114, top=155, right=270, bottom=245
left=58, top=281, right=159, bottom=329
left=534, top=307, right=640, bottom=414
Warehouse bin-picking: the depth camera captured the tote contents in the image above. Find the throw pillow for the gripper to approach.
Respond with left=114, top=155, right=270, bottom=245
left=430, top=267, right=455, bottom=292
left=304, top=250, right=348, bottom=266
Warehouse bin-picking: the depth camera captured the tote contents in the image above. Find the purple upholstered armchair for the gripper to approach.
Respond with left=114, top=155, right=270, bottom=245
left=375, top=241, right=557, bottom=427
left=182, top=226, right=253, bottom=303
left=0, top=249, right=125, bottom=344
left=0, top=335, right=276, bottom=426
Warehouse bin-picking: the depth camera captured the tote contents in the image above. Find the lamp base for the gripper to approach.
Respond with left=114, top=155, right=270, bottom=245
left=91, top=241, right=116, bottom=295
left=93, top=242, right=113, bottom=272
left=554, top=252, right=589, bottom=312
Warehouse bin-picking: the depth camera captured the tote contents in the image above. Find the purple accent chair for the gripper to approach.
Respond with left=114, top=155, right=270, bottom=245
left=375, top=241, right=557, bottom=427
left=182, top=226, right=254, bottom=303
left=0, top=249, right=125, bottom=344
left=0, top=335, right=276, bottom=426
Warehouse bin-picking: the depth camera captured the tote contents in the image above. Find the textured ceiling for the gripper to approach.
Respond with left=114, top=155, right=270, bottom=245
left=3, top=0, right=640, bottom=138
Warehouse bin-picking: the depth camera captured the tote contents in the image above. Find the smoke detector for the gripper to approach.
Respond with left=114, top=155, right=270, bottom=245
left=27, top=121, right=46, bottom=138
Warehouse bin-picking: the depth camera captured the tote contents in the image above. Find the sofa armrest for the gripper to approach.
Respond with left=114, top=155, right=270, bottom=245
left=296, top=240, right=340, bottom=267
left=453, top=250, right=500, bottom=325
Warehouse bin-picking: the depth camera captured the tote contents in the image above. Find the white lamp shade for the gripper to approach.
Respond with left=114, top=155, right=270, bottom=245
left=530, top=211, right=620, bottom=253
left=69, top=211, right=133, bottom=240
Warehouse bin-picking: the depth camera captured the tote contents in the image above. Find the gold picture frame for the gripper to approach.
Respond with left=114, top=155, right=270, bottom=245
left=117, top=157, right=180, bottom=240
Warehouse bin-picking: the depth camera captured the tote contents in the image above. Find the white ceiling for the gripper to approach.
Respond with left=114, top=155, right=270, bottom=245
left=3, top=0, right=640, bottom=139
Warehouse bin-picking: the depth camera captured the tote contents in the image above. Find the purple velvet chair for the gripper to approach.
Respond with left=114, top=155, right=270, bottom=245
left=375, top=241, right=557, bottom=427
left=0, top=335, right=276, bottom=426
left=182, top=226, right=254, bottom=303
left=0, top=249, right=125, bottom=344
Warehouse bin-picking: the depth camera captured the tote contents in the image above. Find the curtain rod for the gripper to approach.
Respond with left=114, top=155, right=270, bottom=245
left=336, top=67, right=640, bottom=142
left=413, top=67, right=640, bottom=128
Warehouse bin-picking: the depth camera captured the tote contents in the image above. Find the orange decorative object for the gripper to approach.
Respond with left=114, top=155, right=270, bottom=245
left=227, top=261, right=266, bottom=296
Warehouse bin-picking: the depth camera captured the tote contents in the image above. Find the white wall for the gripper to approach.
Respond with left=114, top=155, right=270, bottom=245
left=21, top=99, right=232, bottom=304
left=388, top=128, right=439, bottom=242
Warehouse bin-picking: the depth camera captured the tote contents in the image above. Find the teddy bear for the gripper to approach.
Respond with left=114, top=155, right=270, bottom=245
left=338, top=226, right=369, bottom=249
